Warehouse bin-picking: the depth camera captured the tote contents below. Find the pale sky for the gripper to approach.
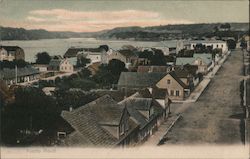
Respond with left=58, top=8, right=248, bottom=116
left=0, top=0, right=249, bottom=32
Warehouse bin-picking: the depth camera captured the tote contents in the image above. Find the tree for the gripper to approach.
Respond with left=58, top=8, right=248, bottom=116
left=35, top=52, right=51, bottom=64
left=150, top=49, right=167, bottom=65
left=76, top=56, right=90, bottom=67
left=107, top=59, right=127, bottom=76
left=1, top=87, right=59, bottom=145
left=78, top=68, right=91, bottom=79
left=138, top=49, right=166, bottom=65
left=227, top=39, right=236, bottom=50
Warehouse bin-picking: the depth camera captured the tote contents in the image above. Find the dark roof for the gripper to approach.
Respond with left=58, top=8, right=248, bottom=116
left=0, top=67, right=39, bottom=79
left=168, top=71, right=188, bottom=89
left=119, top=98, right=148, bottom=128
left=118, top=49, right=138, bottom=58
left=64, top=48, right=83, bottom=58
left=61, top=95, right=125, bottom=146
left=0, top=46, right=23, bottom=52
left=64, top=47, right=105, bottom=58
left=118, top=72, right=167, bottom=88
left=137, top=66, right=171, bottom=73
left=174, top=64, right=198, bottom=78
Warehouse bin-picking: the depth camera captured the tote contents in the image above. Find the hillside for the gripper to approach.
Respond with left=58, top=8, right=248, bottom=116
left=98, top=23, right=249, bottom=40
left=0, top=23, right=248, bottom=41
left=0, top=26, right=103, bottom=40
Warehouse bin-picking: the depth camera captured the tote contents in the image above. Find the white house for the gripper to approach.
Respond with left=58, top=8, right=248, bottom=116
left=184, top=40, right=228, bottom=54
left=137, top=40, right=184, bottom=55
left=49, top=57, right=74, bottom=73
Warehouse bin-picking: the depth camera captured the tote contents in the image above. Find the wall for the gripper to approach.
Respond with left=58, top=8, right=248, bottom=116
left=156, top=74, right=185, bottom=100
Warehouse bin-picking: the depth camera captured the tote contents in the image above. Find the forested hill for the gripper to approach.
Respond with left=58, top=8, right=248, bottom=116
left=0, top=26, right=103, bottom=40
left=0, top=23, right=249, bottom=41
left=98, top=23, right=249, bottom=41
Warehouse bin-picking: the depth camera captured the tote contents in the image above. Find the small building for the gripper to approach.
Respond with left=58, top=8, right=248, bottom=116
left=176, top=53, right=214, bottom=74
left=108, top=49, right=143, bottom=68
left=61, top=95, right=140, bottom=147
left=64, top=47, right=84, bottom=58
left=117, top=71, right=189, bottom=101
left=82, top=47, right=108, bottom=64
left=0, top=67, right=40, bottom=85
left=156, top=71, right=189, bottom=100
left=137, top=40, right=184, bottom=55
left=174, top=65, right=199, bottom=89
left=184, top=40, right=228, bottom=54
left=33, top=64, right=48, bottom=72
left=0, top=46, right=25, bottom=61
left=48, top=57, right=74, bottom=73
left=117, top=72, right=167, bottom=91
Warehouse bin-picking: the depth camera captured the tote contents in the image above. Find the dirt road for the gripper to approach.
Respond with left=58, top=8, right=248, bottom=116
left=165, top=49, right=245, bottom=145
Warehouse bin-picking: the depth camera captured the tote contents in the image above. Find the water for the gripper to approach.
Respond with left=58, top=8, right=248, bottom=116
left=0, top=38, right=171, bottom=62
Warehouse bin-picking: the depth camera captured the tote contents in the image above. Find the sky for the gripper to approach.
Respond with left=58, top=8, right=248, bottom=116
left=0, top=0, right=249, bottom=32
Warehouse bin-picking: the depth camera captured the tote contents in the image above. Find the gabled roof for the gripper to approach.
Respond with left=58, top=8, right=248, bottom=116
left=119, top=98, right=149, bottom=128
left=61, top=95, right=126, bottom=146
left=64, top=48, right=83, bottom=58
left=118, top=72, right=167, bottom=88
left=193, top=53, right=213, bottom=65
left=0, top=67, right=39, bottom=79
left=168, top=71, right=188, bottom=89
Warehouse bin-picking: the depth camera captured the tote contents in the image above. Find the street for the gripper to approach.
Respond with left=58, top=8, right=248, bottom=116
left=164, top=49, right=245, bottom=145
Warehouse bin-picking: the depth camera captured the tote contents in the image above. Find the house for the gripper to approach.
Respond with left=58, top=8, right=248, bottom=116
left=0, top=46, right=25, bottom=61
left=0, top=67, right=40, bottom=85
left=176, top=53, right=214, bottom=74
left=48, top=57, right=74, bottom=73
left=64, top=47, right=84, bottom=58
left=117, top=72, right=167, bottom=90
left=108, top=49, right=145, bottom=68
left=137, top=65, right=172, bottom=73
left=33, top=64, right=48, bottom=72
left=82, top=47, right=108, bottom=64
left=117, top=71, right=189, bottom=101
left=64, top=46, right=108, bottom=64
left=61, top=95, right=140, bottom=147
left=174, top=65, right=199, bottom=90
left=184, top=40, right=228, bottom=54
left=156, top=71, right=189, bottom=100
left=137, top=40, right=184, bottom=55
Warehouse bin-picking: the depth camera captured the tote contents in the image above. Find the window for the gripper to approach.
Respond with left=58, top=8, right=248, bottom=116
left=221, top=44, right=223, bottom=48
left=167, top=79, right=171, bottom=84
left=176, top=90, right=180, bottom=96
left=216, top=44, right=218, bottom=48
left=170, top=90, right=174, bottom=96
